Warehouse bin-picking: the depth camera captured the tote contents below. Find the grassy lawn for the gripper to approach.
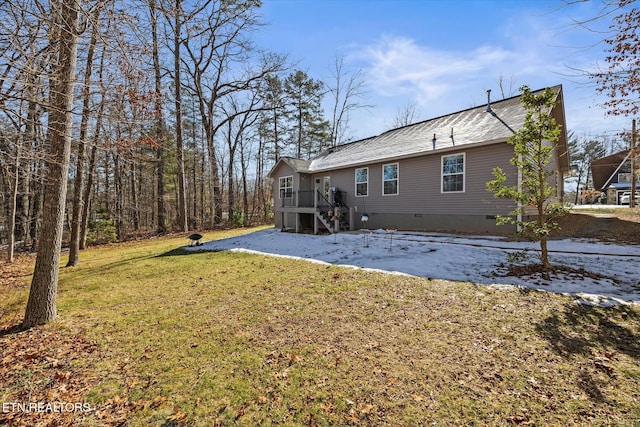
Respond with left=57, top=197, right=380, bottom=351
left=1, top=226, right=639, bottom=426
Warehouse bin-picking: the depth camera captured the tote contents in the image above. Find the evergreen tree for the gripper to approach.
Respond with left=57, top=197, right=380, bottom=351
left=487, top=86, right=568, bottom=269
left=260, top=74, right=289, bottom=162
left=284, top=70, right=330, bottom=159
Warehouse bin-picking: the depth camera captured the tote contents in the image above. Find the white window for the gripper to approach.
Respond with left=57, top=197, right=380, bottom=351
left=355, top=167, right=368, bottom=196
left=383, top=163, right=398, bottom=195
left=279, top=175, right=293, bottom=198
left=618, top=173, right=632, bottom=183
left=442, top=153, right=465, bottom=193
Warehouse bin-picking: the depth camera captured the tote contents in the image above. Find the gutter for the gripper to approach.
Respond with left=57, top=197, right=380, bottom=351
left=305, top=137, right=510, bottom=174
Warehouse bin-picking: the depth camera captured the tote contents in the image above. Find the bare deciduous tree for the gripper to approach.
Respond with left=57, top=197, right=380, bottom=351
left=24, top=0, right=82, bottom=328
left=392, top=102, right=420, bottom=128
left=67, top=3, right=103, bottom=266
left=497, top=73, right=517, bottom=99
left=327, top=54, right=371, bottom=146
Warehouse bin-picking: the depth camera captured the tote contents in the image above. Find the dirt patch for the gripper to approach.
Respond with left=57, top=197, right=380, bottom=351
left=497, top=263, right=620, bottom=285
left=551, top=211, right=640, bottom=244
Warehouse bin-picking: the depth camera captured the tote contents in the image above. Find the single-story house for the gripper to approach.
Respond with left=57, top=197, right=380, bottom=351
left=268, top=85, right=569, bottom=234
left=591, top=149, right=639, bottom=204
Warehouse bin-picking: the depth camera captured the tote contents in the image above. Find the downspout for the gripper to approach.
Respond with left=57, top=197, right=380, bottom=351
left=517, top=154, right=523, bottom=232
left=486, top=89, right=522, bottom=231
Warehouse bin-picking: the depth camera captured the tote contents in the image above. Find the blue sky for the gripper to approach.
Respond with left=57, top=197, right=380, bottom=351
left=256, top=0, right=632, bottom=143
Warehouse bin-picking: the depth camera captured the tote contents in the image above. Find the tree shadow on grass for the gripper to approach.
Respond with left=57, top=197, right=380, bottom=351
left=157, top=247, right=222, bottom=257
left=535, top=303, right=639, bottom=403
left=156, top=247, right=201, bottom=257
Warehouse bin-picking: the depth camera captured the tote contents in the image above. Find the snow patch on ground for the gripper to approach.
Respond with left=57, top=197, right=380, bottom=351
left=184, top=228, right=640, bottom=307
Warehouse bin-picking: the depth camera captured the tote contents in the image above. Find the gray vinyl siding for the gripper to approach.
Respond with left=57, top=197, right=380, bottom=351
left=312, top=142, right=517, bottom=217
left=272, top=162, right=294, bottom=229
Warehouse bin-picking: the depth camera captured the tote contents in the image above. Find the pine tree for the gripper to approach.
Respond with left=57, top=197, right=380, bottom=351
left=260, top=74, right=288, bottom=162
left=487, top=86, right=569, bottom=269
left=284, top=70, right=330, bottom=159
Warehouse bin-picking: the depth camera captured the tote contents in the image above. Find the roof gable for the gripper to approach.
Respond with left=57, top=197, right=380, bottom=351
left=267, top=157, right=312, bottom=178
left=591, top=150, right=631, bottom=190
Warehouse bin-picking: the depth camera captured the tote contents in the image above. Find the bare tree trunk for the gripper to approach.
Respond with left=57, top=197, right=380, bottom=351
left=206, top=132, right=223, bottom=226
left=255, top=134, right=267, bottom=222
left=68, top=6, right=100, bottom=266
left=24, top=0, right=80, bottom=328
left=80, top=48, right=106, bottom=249
left=150, top=0, right=166, bottom=233
left=273, top=107, right=280, bottom=162
left=0, top=166, right=9, bottom=248
left=174, top=0, right=187, bottom=231
left=103, top=150, right=110, bottom=211
left=155, top=133, right=166, bottom=232
left=200, top=145, right=205, bottom=226
left=574, top=169, right=583, bottom=205
left=131, top=159, right=139, bottom=231
left=7, top=146, right=19, bottom=262
left=214, top=161, right=223, bottom=225
left=29, top=158, right=44, bottom=252
left=18, top=77, right=42, bottom=251
left=240, top=140, right=249, bottom=226
left=190, top=147, right=197, bottom=228
left=81, top=125, right=99, bottom=249
left=18, top=157, right=30, bottom=247
left=226, top=120, right=236, bottom=223
left=113, top=152, right=124, bottom=240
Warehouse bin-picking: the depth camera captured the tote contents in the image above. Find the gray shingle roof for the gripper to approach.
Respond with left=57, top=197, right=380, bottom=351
left=276, top=85, right=564, bottom=174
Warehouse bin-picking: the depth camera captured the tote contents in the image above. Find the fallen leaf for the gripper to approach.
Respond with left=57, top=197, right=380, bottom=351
left=360, top=404, right=375, bottom=414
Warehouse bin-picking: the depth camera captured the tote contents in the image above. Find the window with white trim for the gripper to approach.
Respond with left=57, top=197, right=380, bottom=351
left=383, top=163, right=398, bottom=195
left=355, top=167, right=368, bottom=196
left=442, top=153, right=465, bottom=192
left=279, top=175, right=293, bottom=198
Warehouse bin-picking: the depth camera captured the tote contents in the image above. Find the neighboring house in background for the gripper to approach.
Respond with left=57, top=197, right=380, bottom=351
left=268, top=86, right=570, bottom=234
left=591, top=150, right=639, bottom=204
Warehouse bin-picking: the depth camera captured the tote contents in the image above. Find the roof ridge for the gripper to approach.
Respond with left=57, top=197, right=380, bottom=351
left=330, top=85, right=562, bottom=149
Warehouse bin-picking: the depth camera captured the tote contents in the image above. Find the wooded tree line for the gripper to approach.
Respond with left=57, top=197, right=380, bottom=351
left=0, top=0, right=369, bottom=262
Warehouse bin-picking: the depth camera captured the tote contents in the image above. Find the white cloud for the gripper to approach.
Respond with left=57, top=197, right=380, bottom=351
left=353, top=35, right=516, bottom=104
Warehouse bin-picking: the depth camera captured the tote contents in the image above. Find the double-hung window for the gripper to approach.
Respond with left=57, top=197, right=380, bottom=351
left=279, top=175, right=293, bottom=198
left=355, top=167, right=368, bottom=196
left=442, top=153, right=465, bottom=192
left=383, top=163, right=399, bottom=195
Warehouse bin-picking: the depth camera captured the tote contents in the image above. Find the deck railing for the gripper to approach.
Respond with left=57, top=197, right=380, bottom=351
left=281, top=190, right=316, bottom=208
left=282, top=190, right=348, bottom=211
left=281, top=189, right=351, bottom=232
